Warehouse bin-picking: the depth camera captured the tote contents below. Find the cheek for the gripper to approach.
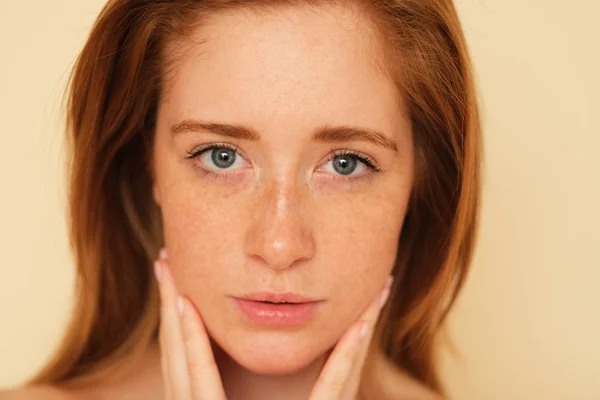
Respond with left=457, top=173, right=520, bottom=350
left=315, top=191, right=406, bottom=314
left=319, top=185, right=407, bottom=270
left=155, top=173, right=410, bottom=373
left=159, top=182, right=245, bottom=290
left=159, top=171, right=409, bottom=291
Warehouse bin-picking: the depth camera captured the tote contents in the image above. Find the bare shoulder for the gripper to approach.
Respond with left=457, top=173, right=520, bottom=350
left=0, top=345, right=163, bottom=400
left=0, top=385, right=74, bottom=400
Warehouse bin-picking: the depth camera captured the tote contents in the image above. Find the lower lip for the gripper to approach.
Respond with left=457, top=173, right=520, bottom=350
left=234, top=299, right=323, bottom=326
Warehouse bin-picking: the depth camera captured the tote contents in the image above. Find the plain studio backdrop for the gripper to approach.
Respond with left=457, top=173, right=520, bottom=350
left=0, top=1, right=598, bottom=399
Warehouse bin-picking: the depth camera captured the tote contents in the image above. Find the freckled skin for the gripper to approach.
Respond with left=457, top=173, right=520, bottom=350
left=152, top=6, right=414, bottom=375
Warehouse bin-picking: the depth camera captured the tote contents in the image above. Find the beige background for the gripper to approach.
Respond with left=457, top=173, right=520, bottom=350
left=1, top=0, right=598, bottom=398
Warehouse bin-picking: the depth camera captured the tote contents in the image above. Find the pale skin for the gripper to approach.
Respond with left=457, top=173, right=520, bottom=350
left=155, top=248, right=392, bottom=400
left=150, top=5, right=414, bottom=398
left=0, top=5, right=444, bottom=400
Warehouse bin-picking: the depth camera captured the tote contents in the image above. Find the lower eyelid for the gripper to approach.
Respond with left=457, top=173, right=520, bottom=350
left=315, top=169, right=374, bottom=183
left=192, top=165, right=246, bottom=183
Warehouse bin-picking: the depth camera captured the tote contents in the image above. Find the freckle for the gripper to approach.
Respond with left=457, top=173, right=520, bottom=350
left=346, top=224, right=356, bottom=237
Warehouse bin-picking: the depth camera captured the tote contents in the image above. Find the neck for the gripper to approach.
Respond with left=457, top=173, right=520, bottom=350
left=212, top=342, right=330, bottom=400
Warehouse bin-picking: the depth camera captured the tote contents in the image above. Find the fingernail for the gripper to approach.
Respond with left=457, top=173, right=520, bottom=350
left=379, top=286, right=391, bottom=309
left=358, top=320, right=369, bottom=340
left=177, top=296, right=184, bottom=317
left=378, top=275, right=394, bottom=309
left=159, top=248, right=168, bottom=260
left=154, top=261, right=162, bottom=282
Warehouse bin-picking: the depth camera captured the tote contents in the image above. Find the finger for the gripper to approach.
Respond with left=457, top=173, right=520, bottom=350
left=158, top=323, right=172, bottom=400
left=309, top=275, right=393, bottom=400
left=156, top=254, right=192, bottom=400
left=156, top=250, right=175, bottom=400
left=342, top=275, right=394, bottom=399
left=309, top=318, right=368, bottom=399
left=179, top=296, right=227, bottom=400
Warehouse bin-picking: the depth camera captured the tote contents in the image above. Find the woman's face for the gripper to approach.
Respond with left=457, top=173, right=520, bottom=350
left=152, top=5, right=414, bottom=375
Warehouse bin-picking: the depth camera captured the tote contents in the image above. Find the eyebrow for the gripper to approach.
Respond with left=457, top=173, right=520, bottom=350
left=170, top=120, right=398, bottom=152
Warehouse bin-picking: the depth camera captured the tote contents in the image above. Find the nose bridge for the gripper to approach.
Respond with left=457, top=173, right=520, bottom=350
left=244, top=178, right=315, bottom=271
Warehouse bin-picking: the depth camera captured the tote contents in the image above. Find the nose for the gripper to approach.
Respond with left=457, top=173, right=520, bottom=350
left=244, top=180, right=315, bottom=271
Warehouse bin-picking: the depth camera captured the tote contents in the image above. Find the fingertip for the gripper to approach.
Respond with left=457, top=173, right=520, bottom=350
left=177, top=296, right=185, bottom=317
left=159, top=259, right=176, bottom=289
left=386, top=275, right=394, bottom=290
left=159, top=248, right=168, bottom=260
left=154, top=260, right=163, bottom=282
left=378, top=286, right=391, bottom=310
left=180, top=296, right=206, bottom=333
left=372, top=274, right=394, bottom=312
left=358, top=320, right=369, bottom=340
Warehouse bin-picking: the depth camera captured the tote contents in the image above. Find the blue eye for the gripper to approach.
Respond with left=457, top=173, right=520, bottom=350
left=186, top=144, right=382, bottom=182
left=322, top=149, right=382, bottom=177
left=204, top=147, right=239, bottom=170
left=186, top=144, right=247, bottom=173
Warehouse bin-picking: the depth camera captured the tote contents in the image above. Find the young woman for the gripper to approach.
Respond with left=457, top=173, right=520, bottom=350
left=2, top=0, right=481, bottom=398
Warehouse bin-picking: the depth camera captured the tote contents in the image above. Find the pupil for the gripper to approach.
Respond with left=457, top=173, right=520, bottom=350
left=333, top=155, right=357, bottom=175
left=212, top=148, right=236, bottom=169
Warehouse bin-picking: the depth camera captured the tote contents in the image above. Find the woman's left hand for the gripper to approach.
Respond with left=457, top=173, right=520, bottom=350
left=154, top=248, right=392, bottom=400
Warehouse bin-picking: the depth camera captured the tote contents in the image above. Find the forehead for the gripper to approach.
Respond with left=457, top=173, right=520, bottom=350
left=159, top=5, right=408, bottom=140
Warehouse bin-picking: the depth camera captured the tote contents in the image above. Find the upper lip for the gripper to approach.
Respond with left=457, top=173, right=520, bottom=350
left=238, top=292, right=320, bottom=304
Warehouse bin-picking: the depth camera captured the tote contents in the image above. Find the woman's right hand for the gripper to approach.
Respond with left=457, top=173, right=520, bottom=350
left=154, top=249, right=392, bottom=400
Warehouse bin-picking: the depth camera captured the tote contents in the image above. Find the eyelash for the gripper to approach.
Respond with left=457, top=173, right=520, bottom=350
left=185, top=143, right=383, bottom=183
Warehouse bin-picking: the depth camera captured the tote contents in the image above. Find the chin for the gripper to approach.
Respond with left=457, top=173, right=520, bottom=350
left=215, top=328, right=330, bottom=375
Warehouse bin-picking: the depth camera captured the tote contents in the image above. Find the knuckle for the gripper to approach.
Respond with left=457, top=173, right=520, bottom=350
left=187, top=357, right=205, bottom=376
left=329, top=381, right=345, bottom=397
